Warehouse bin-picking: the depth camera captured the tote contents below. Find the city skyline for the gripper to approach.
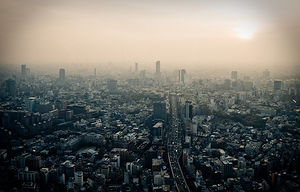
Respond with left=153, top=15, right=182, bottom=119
left=0, top=1, right=299, bottom=191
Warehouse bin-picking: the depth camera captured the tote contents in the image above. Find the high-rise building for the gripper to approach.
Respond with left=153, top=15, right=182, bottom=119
left=94, top=68, right=97, bottom=76
left=156, top=61, right=160, bottom=76
left=179, top=69, right=186, bottom=84
left=59, top=68, right=65, bottom=81
left=5, top=79, right=16, bottom=96
left=26, top=97, right=37, bottom=113
left=274, top=80, right=282, bottom=91
left=74, top=171, right=83, bottom=187
left=107, top=79, right=117, bottom=92
left=185, top=101, right=193, bottom=119
left=231, top=71, right=238, bottom=80
left=152, top=122, right=163, bottom=139
left=135, top=63, right=138, bottom=73
left=222, top=161, right=233, bottom=178
left=21, top=64, right=27, bottom=76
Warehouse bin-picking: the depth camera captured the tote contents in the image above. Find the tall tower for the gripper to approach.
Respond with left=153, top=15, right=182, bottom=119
left=179, top=69, right=186, bottom=84
left=185, top=101, right=193, bottom=119
left=107, top=79, right=117, bottom=92
left=274, top=80, right=282, bottom=91
left=74, top=171, right=83, bottom=187
left=21, top=64, right=27, bottom=76
left=135, top=63, right=138, bottom=73
left=59, top=68, right=65, bottom=81
left=156, top=61, right=160, bottom=76
left=5, top=79, right=16, bottom=96
left=231, top=71, right=238, bottom=80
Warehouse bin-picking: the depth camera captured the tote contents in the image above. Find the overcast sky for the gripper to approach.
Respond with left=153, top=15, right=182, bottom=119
left=0, top=0, right=299, bottom=72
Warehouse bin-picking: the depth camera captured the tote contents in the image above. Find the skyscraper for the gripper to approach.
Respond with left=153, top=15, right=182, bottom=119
left=274, top=80, right=282, bottom=91
left=231, top=71, right=238, bottom=80
left=21, top=64, right=27, bottom=76
left=59, top=68, right=65, bottom=81
left=179, top=69, right=186, bottom=84
left=185, top=101, right=193, bottom=119
left=107, top=79, right=117, bottom=92
left=156, top=61, right=160, bottom=76
left=135, top=63, right=138, bottom=73
left=74, top=171, right=83, bottom=187
left=5, top=79, right=16, bottom=96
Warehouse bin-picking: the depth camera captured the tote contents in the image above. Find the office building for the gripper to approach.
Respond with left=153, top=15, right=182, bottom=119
left=185, top=101, right=193, bottom=119
left=231, top=71, right=238, bottom=80
left=59, top=68, right=65, bottom=81
left=222, top=161, right=233, bottom=178
left=152, top=122, right=163, bottom=138
left=274, top=80, right=282, bottom=91
left=107, top=79, right=117, bottom=92
left=179, top=69, right=186, bottom=84
left=5, top=79, right=16, bottom=96
left=21, top=64, right=27, bottom=76
left=135, top=62, right=138, bottom=73
left=74, top=171, right=83, bottom=187
left=156, top=61, right=160, bottom=76
left=26, top=97, right=37, bottom=113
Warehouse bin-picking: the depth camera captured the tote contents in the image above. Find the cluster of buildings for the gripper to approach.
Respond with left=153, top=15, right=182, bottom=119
left=0, top=64, right=299, bottom=191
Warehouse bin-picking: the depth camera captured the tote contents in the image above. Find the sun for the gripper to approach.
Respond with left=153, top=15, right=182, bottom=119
left=234, top=21, right=257, bottom=39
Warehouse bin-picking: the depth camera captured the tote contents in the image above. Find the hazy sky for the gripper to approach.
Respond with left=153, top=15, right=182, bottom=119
left=0, top=0, right=299, bottom=71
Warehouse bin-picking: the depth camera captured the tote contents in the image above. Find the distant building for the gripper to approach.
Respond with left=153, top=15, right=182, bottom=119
left=179, top=69, right=186, bottom=84
left=135, top=62, right=138, bottom=73
left=5, top=79, right=16, bottom=96
left=21, top=64, right=27, bottom=76
left=107, top=79, right=117, bottom=92
left=231, top=71, right=238, bottom=80
left=185, top=101, right=193, bottom=119
left=26, top=97, right=37, bottom=112
left=274, top=80, right=282, bottom=91
left=59, top=68, right=65, bottom=81
left=156, top=61, right=160, bottom=76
